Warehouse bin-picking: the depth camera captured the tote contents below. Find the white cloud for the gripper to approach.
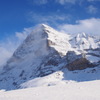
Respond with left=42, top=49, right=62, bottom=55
left=16, top=27, right=33, bottom=41
left=31, top=0, right=47, bottom=5
left=56, top=0, right=100, bottom=4
left=56, top=0, right=76, bottom=4
left=28, top=0, right=100, bottom=5
left=87, top=5, right=97, bottom=14
left=30, top=0, right=76, bottom=5
left=28, top=12, right=70, bottom=25
left=0, top=27, right=33, bottom=69
left=0, top=47, right=12, bottom=70
left=16, top=32, right=27, bottom=41
left=58, top=18, right=100, bottom=36
left=0, top=39, right=19, bottom=70
left=88, top=0, right=100, bottom=1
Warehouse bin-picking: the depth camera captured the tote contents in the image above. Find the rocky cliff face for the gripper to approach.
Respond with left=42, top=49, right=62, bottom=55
left=0, top=24, right=100, bottom=90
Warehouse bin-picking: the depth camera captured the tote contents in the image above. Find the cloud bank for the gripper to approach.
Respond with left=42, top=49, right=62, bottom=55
left=30, top=0, right=100, bottom=5
left=31, top=0, right=47, bottom=5
left=58, top=18, right=100, bottom=36
left=56, top=0, right=76, bottom=4
left=0, top=27, right=33, bottom=69
left=87, top=5, right=98, bottom=14
left=28, top=12, right=71, bottom=26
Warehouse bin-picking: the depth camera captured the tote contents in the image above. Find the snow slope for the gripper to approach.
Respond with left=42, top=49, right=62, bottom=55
left=70, top=32, right=99, bottom=50
left=19, top=64, right=100, bottom=88
left=0, top=80, right=100, bottom=100
left=0, top=67, right=100, bottom=100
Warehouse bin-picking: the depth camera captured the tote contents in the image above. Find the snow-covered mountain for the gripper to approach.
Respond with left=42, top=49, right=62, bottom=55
left=0, top=24, right=100, bottom=90
left=70, top=32, right=99, bottom=50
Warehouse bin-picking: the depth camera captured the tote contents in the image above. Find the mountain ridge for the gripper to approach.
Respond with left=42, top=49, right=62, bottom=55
left=0, top=24, right=100, bottom=90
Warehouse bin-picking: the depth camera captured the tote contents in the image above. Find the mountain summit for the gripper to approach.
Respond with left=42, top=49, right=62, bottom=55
left=13, top=24, right=71, bottom=58
left=0, top=24, right=100, bottom=90
left=0, top=24, right=71, bottom=90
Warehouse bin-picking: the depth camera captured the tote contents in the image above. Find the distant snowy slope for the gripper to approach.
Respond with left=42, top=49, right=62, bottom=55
left=70, top=32, right=99, bottom=50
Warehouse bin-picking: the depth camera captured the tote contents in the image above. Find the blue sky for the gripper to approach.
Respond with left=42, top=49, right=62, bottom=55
left=0, top=0, right=100, bottom=40
left=0, top=0, right=100, bottom=66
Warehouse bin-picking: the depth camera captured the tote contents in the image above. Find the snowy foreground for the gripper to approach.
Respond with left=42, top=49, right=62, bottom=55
left=0, top=67, right=100, bottom=100
left=0, top=80, right=100, bottom=100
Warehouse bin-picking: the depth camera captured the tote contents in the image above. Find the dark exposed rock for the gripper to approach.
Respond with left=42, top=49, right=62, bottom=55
left=44, top=59, right=59, bottom=66
left=13, top=82, right=17, bottom=86
left=66, top=51, right=82, bottom=63
left=66, top=58, right=94, bottom=71
left=37, top=53, right=64, bottom=77
left=19, top=70, right=25, bottom=77
left=65, top=51, right=96, bottom=71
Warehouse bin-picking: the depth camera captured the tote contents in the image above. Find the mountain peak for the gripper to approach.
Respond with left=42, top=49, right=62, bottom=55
left=35, top=24, right=52, bottom=31
left=69, top=32, right=99, bottom=50
left=77, top=32, right=87, bottom=39
left=82, top=32, right=87, bottom=37
left=12, top=24, right=70, bottom=59
left=0, top=24, right=72, bottom=90
left=41, top=24, right=49, bottom=28
left=0, top=24, right=100, bottom=90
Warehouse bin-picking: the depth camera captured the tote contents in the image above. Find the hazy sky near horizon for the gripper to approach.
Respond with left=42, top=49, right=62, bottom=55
left=0, top=0, right=100, bottom=66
